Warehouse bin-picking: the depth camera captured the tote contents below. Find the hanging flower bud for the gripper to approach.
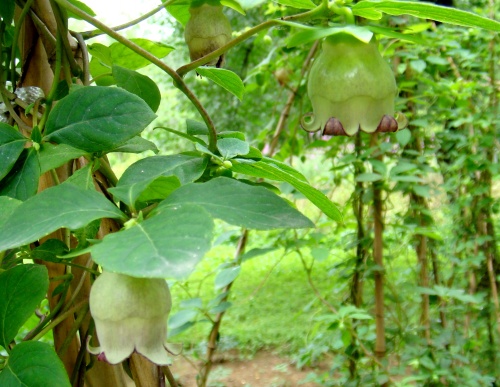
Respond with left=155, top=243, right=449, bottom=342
left=184, top=3, right=232, bottom=67
left=88, top=271, right=173, bottom=365
left=302, top=33, right=406, bottom=136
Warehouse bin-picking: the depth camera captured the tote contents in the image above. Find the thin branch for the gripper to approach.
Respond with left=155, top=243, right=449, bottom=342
left=81, top=0, right=175, bottom=39
left=264, top=40, right=319, bottom=156
left=161, top=365, right=179, bottom=387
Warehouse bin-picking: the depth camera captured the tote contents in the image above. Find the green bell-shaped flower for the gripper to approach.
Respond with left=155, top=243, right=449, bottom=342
left=184, top=3, right=232, bottom=67
left=88, top=271, right=173, bottom=365
left=302, top=33, right=405, bottom=136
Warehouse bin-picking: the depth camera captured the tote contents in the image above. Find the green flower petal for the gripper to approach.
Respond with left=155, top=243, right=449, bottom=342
left=303, top=33, right=397, bottom=136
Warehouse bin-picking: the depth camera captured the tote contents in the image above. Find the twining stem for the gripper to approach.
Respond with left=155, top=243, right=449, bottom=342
left=264, top=41, right=319, bottom=156
left=81, top=0, right=176, bottom=39
left=176, top=5, right=329, bottom=77
left=31, top=300, right=88, bottom=341
left=161, top=366, right=179, bottom=387
left=197, top=231, right=248, bottom=387
left=39, top=30, right=63, bottom=131
left=51, top=0, right=219, bottom=152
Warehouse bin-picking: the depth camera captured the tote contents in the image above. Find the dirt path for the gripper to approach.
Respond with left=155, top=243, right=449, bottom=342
left=170, top=350, right=325, bottom=386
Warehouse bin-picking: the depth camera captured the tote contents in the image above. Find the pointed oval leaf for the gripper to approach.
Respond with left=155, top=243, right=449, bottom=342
left=214, top=266, right=241, bottom=289
left=217, top=138, right=250, bottom=159
left=118, top=154, right=207, bottom=187
left=158, top=177, right=313, bottom=230
left=353, top=1, right=500, bottom=31
left=110, top=136, right=159, bottom=154
left=91, top=204, right=213, bottom=279
left=0, top=184, right=125, bottom=251
left=0, top=0, right=15, bottom=24
left=0, top=196, right=21, bottom=225
left=274, top=0, right=316, bottom=9
left=220, top=0, right=246, bottom=14
left=168, top=310, right=198, bottom=330
left=287, top=26, right=373, bottom=48
left=113, top=65, right=161, bottom=112
left=0, top=265, right=49, bottom=349
left=231, top=159, right=342, bottom=222
left=38, top=143, right=88, bottom=174
left=195, top=68, right=245, bottom=100
left=0, top=148, right=40, bottom=201
left=44, top=87, right=156, bottom=153
left=110, top=38, right=174, bottom=70
left=0, top=341, right=70, bottom=386
left=0, top=123, right=28, bottom=180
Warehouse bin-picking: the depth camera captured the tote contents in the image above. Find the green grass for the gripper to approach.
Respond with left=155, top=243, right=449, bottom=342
left=168, top=237, right=348, bottom=355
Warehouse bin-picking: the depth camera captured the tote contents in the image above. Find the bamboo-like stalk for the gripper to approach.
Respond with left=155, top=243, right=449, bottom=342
left=370, top=135, right=386, bottom=366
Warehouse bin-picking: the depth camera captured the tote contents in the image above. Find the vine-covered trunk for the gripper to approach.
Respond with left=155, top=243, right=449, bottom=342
left=16, top=1, right=159, bottom=385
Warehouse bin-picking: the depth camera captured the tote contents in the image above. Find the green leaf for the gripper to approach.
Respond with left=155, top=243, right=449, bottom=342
left=355, top=173, right=382, bottom=182
left=221, top=0, right=246, bottom=14
left=168, top=310, right=198, bottom=329
left=195, top=67, right=245, bottom=100
left=110, top=136, right=159, bottom=154
left=0, top=149, right=40, bottom=201
left=158, top=177, right=313, bottom=229
left=64, top=164, right=95, bottom=190
left=0, top=0, right=15, bottom=24
left=119, top=154, right=207, bottom=186
left=396, top=128, right=411, bottom=146
left=273, top=0, right=315, bottom=9
left=166, top=1, right=191, bottom=26
left=38, top=143, right=88, bottom=174
left=391, top=175, right=424, bottom=183
left=0, top=341, right=70, bottom=386
left=66, top=0, right=96, bottom=19
left=0, top=123, right=28, bottom=180
left=209, top=301, right=232, bottom=314
left=231, top=159, right=342, bottom=222
left=186, top=119, right=209, bottom=136
left=31, top=239, right=69, bottom=263
left=91, top=205, right=213, bottom=279
left=44, top=87, right=156, bottom=153
left=311, top=247, right=330, bottom=262
left=217, top=138, right=250, bottom=159
left=412, top=185, right=430, bottom=198
left=113, top=65, right=161, bottom=112
left=155, top=126, right=207, bottom=146
left=0, top=184, right=125, bottom=251
left=287, top=25, right=373, bottom=48
left=89, top=39, right=174, bottom=71
left=367, top=25, right=425, bottom=44
left=0, top=196, right=21, bottom=225
left=89, top=57, right=114, bottom=86
left=110, top=176, right=181, bottom=207
left=215, top=266, right=241, bottom=289
left=0, top=265, right=49, bottom=349
left=352, top=1, right=500, bottom=31
left=239, top=247, right=277, bottom=262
